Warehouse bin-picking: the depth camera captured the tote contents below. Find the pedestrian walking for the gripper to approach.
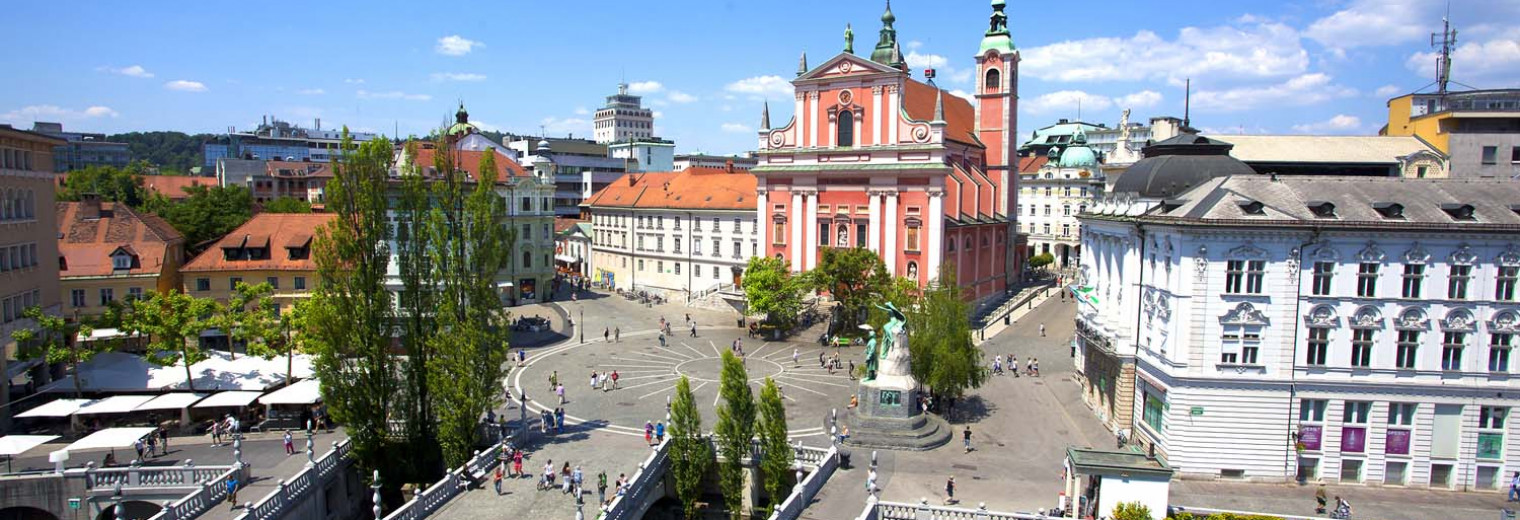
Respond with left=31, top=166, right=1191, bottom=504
left=690, top=322, right=697, bottom=338
left=1032, top=358, right=1040, bottom=377
left=159, top=428, right=169, bottom=455
left=513, top=449, right=524, bottom=478
left=658, top=332, right=666, bottom=347
left=1011, top=356, right=1020, bottom=378
left=145, top=434, right=157, bottom=458
left=684, top=313, right=691, bottom=325
left=555, top=408, right=566, bottom=434
left=866, top=468, right=878, bottom=496
left=1510, top=471, right=1520, bottom=502
left=494, top=465, right=505, bottom=495
left=655, top=421, right=666, bottom=443
left=590, top=371, right=599, bottom=389
left=598, top=471, right=608, bottom=504
left=848, top=360, right=856, bottom=379
left=134, top=438, right=144, bottom=460
left=963, top=426, right=973, bottom=453
left=614, top=327, right=620, bottom=342
left=1314, top=481, right=1327, bottom=513
left=283, top=430, right=295, bottom=455
left=793, top=348, right=800, bottom=367
left=604, top=327, right=610, bottom=342
left=944, top=476, right=955, bottom=504
left=227, top=475, right=239, bottom=507
left=550, top=370, right=559, bottom=390
left=644, top=420, right=654, bottom=445
left=572, top=466, right=584, bottom=497
left=1039, top=322, right=1046, bottom=337
left=819, top=351, right=826, bottom=368
left=611, top=370, right=619, bottom=388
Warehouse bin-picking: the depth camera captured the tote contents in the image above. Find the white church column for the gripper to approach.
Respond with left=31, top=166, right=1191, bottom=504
left=927, top=190, right=944, bottom=281
left=867, top=191, right=882, bottom=251
left=756, top=190, right=768, bottom=251
left=884, top=192, right=898, bottom=274
left=804, top=189, right=819, bottom=269
left=791, top=190, right=803, bottom=269
left=808, top=93, right=819, bottom=148
left=795, top=93, right=806, bottom=149
left=872, top=86, right=883, bottom=146
left=887, top=86, right=900, bottom=145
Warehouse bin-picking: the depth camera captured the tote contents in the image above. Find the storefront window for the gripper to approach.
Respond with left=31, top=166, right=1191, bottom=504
left=1143, top=391, right=1164, bottom=432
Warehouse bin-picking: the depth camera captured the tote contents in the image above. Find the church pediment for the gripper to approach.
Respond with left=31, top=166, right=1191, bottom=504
left=796, top=53, right=903, bottom=82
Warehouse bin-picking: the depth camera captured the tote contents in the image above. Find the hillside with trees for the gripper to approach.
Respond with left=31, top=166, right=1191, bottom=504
left=107, top=131, right=212, bottom=174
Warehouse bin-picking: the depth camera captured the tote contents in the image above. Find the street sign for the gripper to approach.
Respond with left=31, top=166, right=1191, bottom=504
left=68, top=498, right=81, bottom=510
left=1190, top=406, right=1204, bottom=416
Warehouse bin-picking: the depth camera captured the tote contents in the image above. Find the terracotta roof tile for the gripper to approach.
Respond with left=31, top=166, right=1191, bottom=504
left=415, top=148, right=526, bottom=179
left=181, top=213, right=336, bottom=273
left=1019, top=156, right=1048, bottom=173
left=584, top=167, right=756, bottom=211
left=553, top=217, right=586, bottom=233
left=140, top=175, right=214, bottom=200
left=902, top=79, right=979, bottom=147
left=57, top=201, right=184, bottom=279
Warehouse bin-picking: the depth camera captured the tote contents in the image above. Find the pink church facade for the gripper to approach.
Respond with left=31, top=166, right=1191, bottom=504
left=753, top=2, right=1024, bottom=301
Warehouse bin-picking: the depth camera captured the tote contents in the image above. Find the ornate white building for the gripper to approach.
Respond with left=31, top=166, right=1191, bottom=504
left=1019, top=127, right=1104, bottom=268
left=1077, top=152, right=1520, bottom=490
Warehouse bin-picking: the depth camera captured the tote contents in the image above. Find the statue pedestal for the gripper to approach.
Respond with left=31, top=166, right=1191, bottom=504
left=843, top=376, right=950, bottom=451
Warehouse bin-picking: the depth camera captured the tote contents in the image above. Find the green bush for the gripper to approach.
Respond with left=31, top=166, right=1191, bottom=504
left=1028, top=252, right=1056, bottom=269
left=1168, top=512, right=1286, bottom=520
left=1114, top=502, right=1151, bottom=520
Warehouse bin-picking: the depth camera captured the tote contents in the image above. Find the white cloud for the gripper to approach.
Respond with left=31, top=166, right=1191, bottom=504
left=627, top=81, right=663, bottom=94
left=1291, top=114, right=1363, bottom=134
left=667, top=91, right=698, bottom=104
left=720, top=123, right=752, bottom=133
left=99, top=65, right=154, bottom=78
left=435, top=35, right=483, bottom=56
left=905, top=51, right=947, bottom=70
left=948, top=90, right=976, bottom=104
left=297, top=88, right=325, bottom=95
left=1406, top=30, right=1520, bottom=85
left=725, top=75, right=793, bottom=97
left=1021, top=22, right=1307, bottom=83
left=1305, top=1, right=1431, bottom=49
left=1, top=104, right=119, bottom=123
left=356, top=90, right=431, bottom=101
left=1024, top=90, right=1113, bottom=115
left=1373, top=84, right=1402, bottom=97
left=653, top=111, right=664, bottom=119
left=430, top=72, right=487, bottom=82
left=573, top=107, right=590, bottom=116
left=540, top=116, right=591, bottom=135
left=344, top=78, right=365, bottom=84
left=164, top=80, right=207, bottom=92
left=1191, top=73, right=1357, bottom=112
left=1116, top=90, right=1163, bottom=108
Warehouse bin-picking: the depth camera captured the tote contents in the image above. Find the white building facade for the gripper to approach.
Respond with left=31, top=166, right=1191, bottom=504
left=1019, top=129, right=1104, bottom=268
left=593, top=83, right=655, bottom=144
left=1078, top=175, right=1520, bottom=492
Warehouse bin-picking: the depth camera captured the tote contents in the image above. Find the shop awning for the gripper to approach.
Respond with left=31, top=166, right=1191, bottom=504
left=60, top=427, right=156, bottom=452
left=258, top=379, right=322, bottom=405
left=0, top=435, right=60, bottom=456
left=75, top=395, right=156, bottom=416
left=192, top=391, right=263, bottom=408
left=134, top=393, right=207, bottom=411
left=555, top=254, right=580, bottom=263
left=16, top=398, right=96, bottom=418
left=496, top=281, right=514, bottom=288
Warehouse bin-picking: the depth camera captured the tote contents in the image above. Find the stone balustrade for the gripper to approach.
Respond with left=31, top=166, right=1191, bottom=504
left=229, top=438, right=352, bottom=520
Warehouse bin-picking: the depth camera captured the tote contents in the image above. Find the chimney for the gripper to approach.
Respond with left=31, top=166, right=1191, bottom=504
left=80, top=193, right=102, bottom=220
left=725, top=159, right=735, bottom=173
left=627, top=174, right=638, bottom=186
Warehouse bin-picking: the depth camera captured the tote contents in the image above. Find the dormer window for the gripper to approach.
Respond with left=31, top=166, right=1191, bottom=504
left=1373, top=202, right=1405, bottom=219
left=1237, top=200, right=1265, bottom=215
left=1309, top=201, right=1337, bottom=219
left=1441, top=203, right=1476, bottom=221
left=111, top=253, right=132, bottom=270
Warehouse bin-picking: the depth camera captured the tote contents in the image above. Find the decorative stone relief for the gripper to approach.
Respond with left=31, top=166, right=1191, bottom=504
left=1195, top=245, right=1209, bottom=282
left=1305, top=305, right=1339, bottom=328
left=1155, top=293, right=1172, bottom=321
left=1498, top=243, right=1520, bottom=266
left=1403, top=242, right=1430, bottom=264
left=1395, top=308, right=1430, bottom=330
left=1357, top=241, right=1385, bottom=263
left=1490, top=310, right=1520, bottom=333
left=1441, top=308, right=1476, bottom=332
left=1286, top=247, right=1301, bottom=273
left=1311, top=243, right=1339, bottom=262
left=1229, top=242, right=1267, bottom=259
left=1350, top=306, right=1384, bottom=329
left=1450, top=244, right=1477, bottom=265
left=1221, top=302, right=1270, bottom=326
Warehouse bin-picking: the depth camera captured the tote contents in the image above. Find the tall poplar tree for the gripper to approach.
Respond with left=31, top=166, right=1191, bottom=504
left=304, top=131, right=401, bottom=492
left=424, top=138, right=513, bottom=467
left=756, top=378, right=793, bottom=513
left=394, top=139, right=443, bottom=479
left=715, top=351, right=756, bottom=519
left=905, top=268, right=986, bottom=405
left=669, top=375, right=710, bottom=519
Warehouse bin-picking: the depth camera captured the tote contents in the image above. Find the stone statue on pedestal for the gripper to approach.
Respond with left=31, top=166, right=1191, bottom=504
left=845, top=301, right=949, bottom=450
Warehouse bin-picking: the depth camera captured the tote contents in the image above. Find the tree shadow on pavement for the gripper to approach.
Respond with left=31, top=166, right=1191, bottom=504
left=950, top=395, right=995, bottom=424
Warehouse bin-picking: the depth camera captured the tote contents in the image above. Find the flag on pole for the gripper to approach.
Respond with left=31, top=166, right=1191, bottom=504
left=1071, top=285, right=1099, bottom=307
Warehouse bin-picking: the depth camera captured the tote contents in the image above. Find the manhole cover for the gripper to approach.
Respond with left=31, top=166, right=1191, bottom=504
left=951, top=464, right=977, bottom=471
left=617, top=402, right=635, bottom=407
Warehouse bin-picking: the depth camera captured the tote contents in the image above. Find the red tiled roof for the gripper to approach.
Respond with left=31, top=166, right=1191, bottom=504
left=553, top=217, right=586, bottom=233
left=140, top=175, right=214, bottom=200
left=415, top=148, right=526, bottom=179
left=584, top=167, right=756, bottom=211
left=902, top=79, right=980, bottom=147
left=57, top=201, right=184, bottom=279
left=181, top=213, right=336, bottom=272
left=1019, top=156, right=1048, bottom=173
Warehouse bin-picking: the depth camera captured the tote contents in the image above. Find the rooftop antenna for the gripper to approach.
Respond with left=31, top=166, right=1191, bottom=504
left=1183, top=78, right=1192, bottom=129
left=1431, top=5, right=1457, bottom=95
left=1077, top=97, right=1082, bottom=121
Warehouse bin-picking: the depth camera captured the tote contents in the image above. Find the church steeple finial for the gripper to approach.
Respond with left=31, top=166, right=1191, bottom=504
left=869, top=0, right=900, bottom=66
left=933, top=88, right=945, bottom=122
left=797, top=51, right=809, bottom=76
left=761, top=101, right=771, bottom=130
left=844, top=24, right=854, bottom=54
left=979, top=0, right=1016, bottom=53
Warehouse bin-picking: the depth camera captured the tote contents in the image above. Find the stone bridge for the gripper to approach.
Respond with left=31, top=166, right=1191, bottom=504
left=0, top=462, right=244, bottom=520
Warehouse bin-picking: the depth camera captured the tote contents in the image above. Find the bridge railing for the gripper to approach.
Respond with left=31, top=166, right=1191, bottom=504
left=71, top=461, right=238, bottom=492
left=600, top=438, right=671, bottom=520
left=766, top=444, right=839, bottom=520
left=379, top=434, right=514, bottom=520
left=865, top=499, right=1054, bottom=520
left=230, top=438, right=352, bottom=520
left=142, top=464, right=245, bottom=520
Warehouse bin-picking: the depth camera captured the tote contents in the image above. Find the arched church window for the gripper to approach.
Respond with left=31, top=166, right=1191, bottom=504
left=837, top=110, right=854, bottom=147
left=985, top=69, right=1001, bottom=93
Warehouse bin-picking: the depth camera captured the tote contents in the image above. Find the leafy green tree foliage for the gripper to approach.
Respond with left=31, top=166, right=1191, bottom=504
left=1028, top=252, right=1055, bottom=269
left=56, top=162, right=152, bottom=206
left=210, top=282, right=280, bottom=361
left=1113, top=501, right=1153, bottom=520
left=669, top=376, right=711, bottom=520
left=108, top=131, right=213, bottom=175
left=122, top=290, right=218, bottom=391
left=867, top=276, right=919, bottom=333
left=715, top=351, right=756, bottom=519
left=905, top=268, right=985, bottom=404
left=154, top=184, right=254, bottom=248
left=261, top=196, right=312, bottom=214
left=757, top=378, right=793, bottom=513
left=278, top=298, right=311, bottom=384
left=424, top=138, right=513, bottom=467
left=303, top=131, right=401, bottom=494
left=742, top=256, right=806, bottom=329
left=394, top=139, right=442, bottom=478
left=9, top=307, right=103, bottom=397
left=813, top=248, right=889, bottom=334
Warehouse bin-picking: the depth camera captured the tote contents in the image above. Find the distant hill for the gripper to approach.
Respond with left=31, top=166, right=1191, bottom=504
left=108, top=131, right=214, bottom=175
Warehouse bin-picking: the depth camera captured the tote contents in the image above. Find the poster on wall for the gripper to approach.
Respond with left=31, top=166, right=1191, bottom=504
left=519, top=279, right=536, bottom=300
left=1340, top=426, right=1366, bottom=453
left=1385, top=429, right=1411, bottom=455
left=1299, top=425, right=1323, bottom=451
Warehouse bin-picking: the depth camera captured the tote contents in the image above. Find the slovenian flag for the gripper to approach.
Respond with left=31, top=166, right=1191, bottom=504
left=1070, top=285, right=1098, bottom=307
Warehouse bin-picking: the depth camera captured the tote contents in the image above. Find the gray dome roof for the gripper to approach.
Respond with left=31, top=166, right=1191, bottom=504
left=1112, top=134, right=1256, bottom=199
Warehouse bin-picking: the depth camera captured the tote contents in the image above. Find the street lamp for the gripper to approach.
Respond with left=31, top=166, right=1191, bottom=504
left=579, top=307, right=584, bottom=343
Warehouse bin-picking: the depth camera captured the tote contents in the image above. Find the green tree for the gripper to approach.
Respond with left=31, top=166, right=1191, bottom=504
left=867, top=276, right=919, bottom=333
left=424, top=138, right=513, bottom=467
left=304, top=131, right=401, bottom=496
left=905, top=268, right=986, bottom=409
left=394, top=139, right=443, bottom=479
left=1028, top=252, right=1055, bottom=269
left=813, top=247, right=889, bottom=334
left=123, top=290, right=218, bottom=391
left=154, top=184, right=254, bottom=248
left=261, top=196, right=312, bottom=214
left=278, top=298, right=311, bottom=384
left=9, top=307, right=102, bottom=397
left=669, top=376, right=710, bottom=520
left=714, top=351, right=756, bottom=520
left=742, top=256, right=806, bottom=330
left=211, top=282, right=280, bottom=361
left=108, top=131, right=213, bottom=174
left=56, top=162, right=152, bottom=206
left=1112, top=501, right=1153, bottom=520
left=756, top=378, right=793, bottom=514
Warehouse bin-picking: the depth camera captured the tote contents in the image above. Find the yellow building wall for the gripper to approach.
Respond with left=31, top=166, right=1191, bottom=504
left=183, top=270, right=316, bottom=315
left=61, top=275, right=163, bottom=319
left=1383, top=94, right=1451, bottom=153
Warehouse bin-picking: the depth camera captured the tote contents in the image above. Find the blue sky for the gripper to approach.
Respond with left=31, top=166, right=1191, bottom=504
left=3, top=0, right=1517, bottom=156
